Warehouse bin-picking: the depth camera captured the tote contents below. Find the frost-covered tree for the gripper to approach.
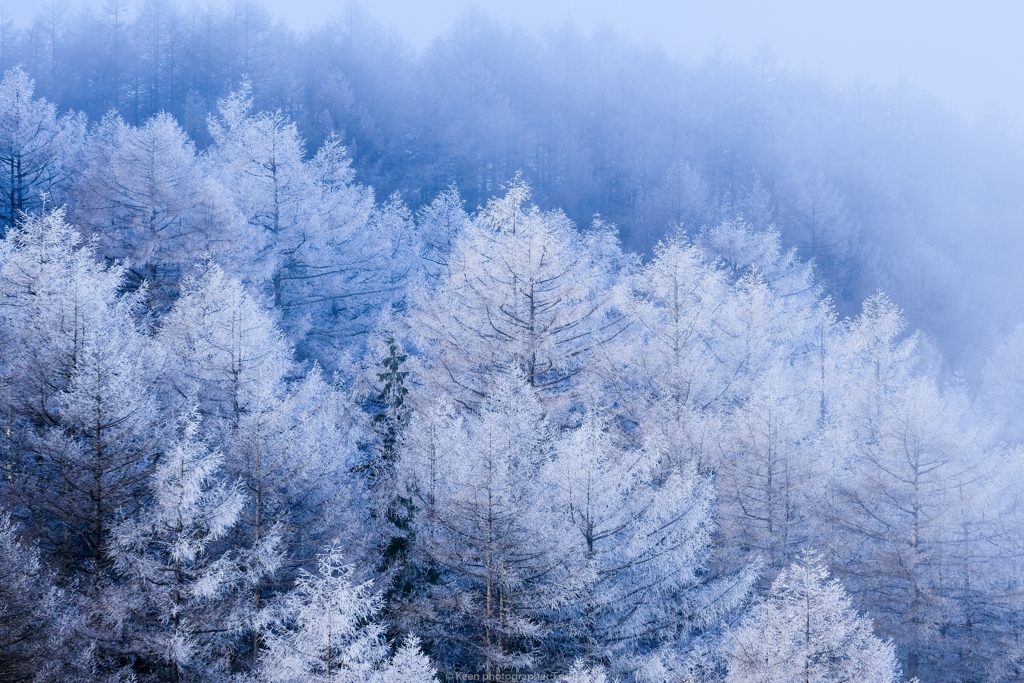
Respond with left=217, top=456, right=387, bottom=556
left=257, top=545, right=435, bottom=683
left=415, top=184, right=470, bottom=283
left=0, top=66, right=84, bottom=234
left=714, top=363, right=820, bottom=576
left=826, top=292, right=917, bottom=430
left=357, top=333, right=418, bottom=604
left=609, top=237, right=730, bottom=466
left=0, top=208, right=123, bottom=429
left=206, top=83, right=310, bottom=304
left=982, top=322, right=1024, bottom=443
left=296, top=152, right=415, bottom=361
left=733, top=174, right=775, bottom=234
left=68, top=112, right=248, bottom=309
left=670, top=218, right=821, bottom=421
left=695, top=217, right=814, bottom=298
left=724, top=553, right=899, bottom=683
left=157, top=264, right=370, bottom=659
left=372, top=636, right=437, bottom=683
left=551, top=411, right=753, bottom=676
left=0, top=208, right=164, bottom=576
left=226, top=365, right=367, bottom=571
left=0, top=509, right=140, bottom=682
left=666, top=230, right=822, bottom=578
left=0, top=512, right=66, bottom=683
left=207, top=83, right=403, bottom=361
left=109, top=412, right=244, bottom=683
left=156, top=263, right=294, bottom=422
left=708, top=243, right=818, bottom=408
left=408, top=177, right=627, bottom=414
left=946, top=445, right=1024, bottom=681
left=37, top=283, right=164, bottom=571
left=398, top=370, right=574, bottom=674
left=829, top=376, right=985, bottom=680
left=809, top=292, right=919, bottom=559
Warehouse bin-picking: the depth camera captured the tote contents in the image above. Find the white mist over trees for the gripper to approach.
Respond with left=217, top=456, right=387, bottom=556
left=1, top=4, right=1024, bottom=682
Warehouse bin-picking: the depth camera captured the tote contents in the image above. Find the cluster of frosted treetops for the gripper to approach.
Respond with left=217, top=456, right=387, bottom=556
left=3, top=66, right=1024, bottom=683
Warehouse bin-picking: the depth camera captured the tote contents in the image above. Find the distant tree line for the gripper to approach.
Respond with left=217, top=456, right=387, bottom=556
left=6, top=0, right=1024, bottom=372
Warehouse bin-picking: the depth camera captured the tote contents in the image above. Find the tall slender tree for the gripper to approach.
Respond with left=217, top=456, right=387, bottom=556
left=0, top=208, right=163, bottom=577
left=109, top=412, right=245, bottom=683
left=550, top=411, right=752, bottom=677
left=398, top=370, right=575, bottom=674
left=69, top=111, right=248, bottom=309
left=257, top=545, right=435, bottom=683
left=0, top=67, right=85, bottom=235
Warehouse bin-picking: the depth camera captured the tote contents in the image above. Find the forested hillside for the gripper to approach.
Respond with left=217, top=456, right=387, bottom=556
left=6, top=0, right=1024, bottom=369
left=3, top=3, right=1024, bottom=682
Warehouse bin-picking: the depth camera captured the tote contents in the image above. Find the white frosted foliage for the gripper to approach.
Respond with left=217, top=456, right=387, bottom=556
left=110, top=412, right=246, bottom=680
left=724, top=553, right=899, bottom=683
left=258, top=546, right=434, bottom=683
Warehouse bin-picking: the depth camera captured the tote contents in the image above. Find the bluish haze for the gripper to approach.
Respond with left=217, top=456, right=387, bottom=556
left=3, top=2, right=1024, bottom=682
left=177, top=0, right=1024, bottom=129
left=360, top=0, right=1024, bottom=124
left=6, top=0, right=1019, bottom=126
left=367, top=0, right=1024, bottom=131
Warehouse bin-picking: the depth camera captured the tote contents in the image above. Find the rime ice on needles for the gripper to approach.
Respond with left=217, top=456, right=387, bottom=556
left=0, top=67, right=85, bottom=234
left=257, top=545, right=435, bottom=683
left=724, top=552, right=900, bottom=683
left=110, top=412, right=245, bottom=681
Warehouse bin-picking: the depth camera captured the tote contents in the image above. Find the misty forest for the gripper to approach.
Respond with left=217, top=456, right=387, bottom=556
left=4, top=2, right=1024, bottom=682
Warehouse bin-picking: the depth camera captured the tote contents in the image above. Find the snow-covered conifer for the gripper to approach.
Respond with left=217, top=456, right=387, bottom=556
left=408, top=177, right=627, bottom=415
left=724, top=552, right=899, bottom=683
left=829, top=376, right=985, bottom=680
left=258, top=545, right=434, bottom=683
left=0, top=208, right=164, bottom=574
left=68, top=112, right=248, bottom=310
left=398, top=369, right=575, bottom=674
left=714, top=362, right=820, bottom=575
left=0, top=67, right=85, bottom=234
left=695, top=217, right=813, bottom=296
left=109, top=412, right=244, bottom=682
left=156, top=263, right=294, bottom=422
left=981, top=322, right=1024, bottom=443
left=415, top=184, right=470, bottom=282
left=610, top=236, right=729, bottom=465
left=551, top=411, right=752, bottom=675
left=0, top=512, right=66, bottom=682
left=207, top=83, right=401, bottom=363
